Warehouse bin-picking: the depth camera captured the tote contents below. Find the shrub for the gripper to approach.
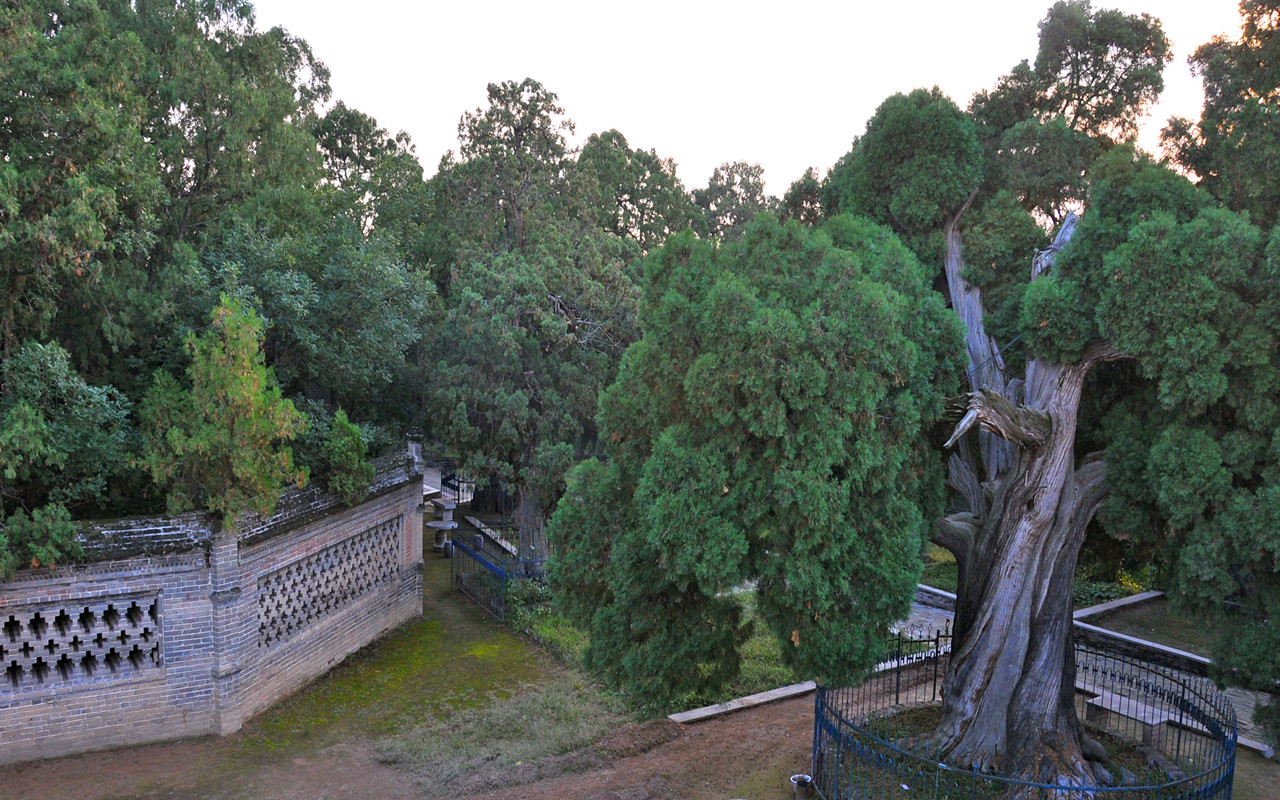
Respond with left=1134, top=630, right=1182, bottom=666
left=324, top=407, right=374, bottom=505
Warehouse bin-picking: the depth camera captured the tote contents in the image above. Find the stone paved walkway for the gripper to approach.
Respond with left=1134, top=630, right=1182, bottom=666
left=896, top=602, right=953, bottom=636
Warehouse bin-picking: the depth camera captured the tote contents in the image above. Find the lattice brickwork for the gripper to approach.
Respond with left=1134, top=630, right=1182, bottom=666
left=2, top=597, right=162, bottom=690
left=257, top=517, right=402, bottom=648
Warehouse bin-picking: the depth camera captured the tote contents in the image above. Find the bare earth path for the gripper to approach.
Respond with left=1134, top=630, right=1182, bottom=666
left=0, top=558, right=815, bottom=800
left=455, top=696, right=813, bottom=800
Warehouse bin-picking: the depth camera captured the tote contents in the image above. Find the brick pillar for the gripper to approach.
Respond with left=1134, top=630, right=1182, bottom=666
left=408, top=494, right=424, bottom=565
left=208, top=523, right=247, bottom=734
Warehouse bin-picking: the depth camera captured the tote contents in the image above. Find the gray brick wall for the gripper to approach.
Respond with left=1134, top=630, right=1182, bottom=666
left=0, top=465, right=423, bottom=764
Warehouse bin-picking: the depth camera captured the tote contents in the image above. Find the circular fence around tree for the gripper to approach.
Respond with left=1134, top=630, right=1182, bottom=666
left=812, top=628, right=1237, bottom=800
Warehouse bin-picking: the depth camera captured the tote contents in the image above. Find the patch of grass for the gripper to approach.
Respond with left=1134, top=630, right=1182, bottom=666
left=506, top=579, right=590, bottom=666
left=376, top=675, right=628, bottom=797
left=234, top=558, right=546, bottom=756
left=1091, top=598, right=1218, bottom=657
left=866, top=703, right=942, bottom=740
left=513, top=588, right=803, bottom=716
left=675, top=592, right=803, bottom=712
left=529, top=613, right=589, bottom=664
left=1233, top=748, right=1280, bottom=800
left=921, top=560, right=958, bottom=593
left=1073, top=579, right=1131, bottom=608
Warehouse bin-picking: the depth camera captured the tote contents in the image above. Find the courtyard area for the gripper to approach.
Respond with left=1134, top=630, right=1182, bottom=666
left=0, top=557, right=815, bottom=800
left=2, top=556, right=1276, bottom=800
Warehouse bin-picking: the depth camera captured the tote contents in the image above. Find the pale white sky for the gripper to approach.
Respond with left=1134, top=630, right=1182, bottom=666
left=251, top=1, right=1243, bottom=195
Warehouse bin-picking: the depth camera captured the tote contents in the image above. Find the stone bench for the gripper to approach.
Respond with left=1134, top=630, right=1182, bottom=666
left=1084, top=690, right=1174, bottom=746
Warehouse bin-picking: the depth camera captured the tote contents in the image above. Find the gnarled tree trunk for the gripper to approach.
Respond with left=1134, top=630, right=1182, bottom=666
left=515, top=480, right=548, bottom=562
left=930, top=211, right=1128, bottom=790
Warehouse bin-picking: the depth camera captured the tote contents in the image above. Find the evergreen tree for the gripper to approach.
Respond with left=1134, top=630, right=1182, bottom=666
left=323, top=408, right=374, bottom=506
left=1163, top=0, right=1280, bottom=231
left=429, top=231, right=638, bottom=559
left=140, top=296, right=308, bottom=520
left=693, top=161, right=777, bottom=240
left=550, top=215, right=963, bottom=706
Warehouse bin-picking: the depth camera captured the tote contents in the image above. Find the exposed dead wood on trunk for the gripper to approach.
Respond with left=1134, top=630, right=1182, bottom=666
left=946, top=450, right=986, bottom=519
left=936, top=512, right=979, bottom=561
left=942, top=194, right=1013, bottom=482
left=944, top=388, right=1052, bottom=449
left=928, top=211, right=1136, bottom=791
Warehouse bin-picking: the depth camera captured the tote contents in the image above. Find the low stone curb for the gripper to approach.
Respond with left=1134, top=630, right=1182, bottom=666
left=1073, top=590, right=1165, bottom=620
left=914, top=584, right=956, bottom=610
left=668, top=680, right=816, bottom=724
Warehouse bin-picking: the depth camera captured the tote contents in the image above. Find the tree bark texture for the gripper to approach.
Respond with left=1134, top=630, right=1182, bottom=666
left=931, top=211, right=1129, bottom=791
left=515, top=480, right=548, bottom=562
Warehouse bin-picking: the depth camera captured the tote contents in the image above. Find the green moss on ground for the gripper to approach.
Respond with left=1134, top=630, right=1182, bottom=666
left=235, top=556, right=548, bottom=756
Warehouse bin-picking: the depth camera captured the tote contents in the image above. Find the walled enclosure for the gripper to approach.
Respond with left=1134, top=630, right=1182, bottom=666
left=0, top=454, right=423, bottom=765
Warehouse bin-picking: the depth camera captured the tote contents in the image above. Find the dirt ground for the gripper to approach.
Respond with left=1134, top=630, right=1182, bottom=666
left=3, top=555, right=1271, bottom=800
left=0, top=558, right=816, bottom=800
left=450, top=697, right=814, bottom=800
left=0, top=685, right=814, bottom=800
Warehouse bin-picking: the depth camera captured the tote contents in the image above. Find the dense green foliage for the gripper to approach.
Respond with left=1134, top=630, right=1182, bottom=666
left=0, top=341, right=136, bottom=574
left=3, top=0, right=1279, bottom=745
left=323, top=408, right=375, bottom=506
left=428, top=237, right=637, bottom=556
left=1059, top=149, right=1280, bottom=727
left=0, top=0, right=437, bottom=565
left=577, top=129, right=703, bottom=252
left=1164, top=0, right=1280, bottom=231
left=781, top=168, right=824, bottom=226
left=423, top=80, right=672, bottom=556
left=548, top=216, right=963, bottom=704
left=140, top=297, right=307, bottom=519
left=824, top=88, right=984, bottom=263
left=692, top=161, right=777, bottom=240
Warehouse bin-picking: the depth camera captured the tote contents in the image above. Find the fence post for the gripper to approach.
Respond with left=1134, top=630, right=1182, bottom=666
left=932, top=628, right=940, bottom=702
left=894, top=630, right=902, bottom=706
left=1176, top=683, right=1187, bottom=761
left=500, top=565, right=508, bottom=621
left=812, top=691, right=822, bottom=789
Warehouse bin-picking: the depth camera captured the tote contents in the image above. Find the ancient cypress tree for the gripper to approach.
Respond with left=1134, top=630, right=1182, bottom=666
left=820, top=3, right=1280, bottom=786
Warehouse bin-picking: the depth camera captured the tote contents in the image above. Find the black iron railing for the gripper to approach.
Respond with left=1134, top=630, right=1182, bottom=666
left=813, top=628, right=1237, bottom=800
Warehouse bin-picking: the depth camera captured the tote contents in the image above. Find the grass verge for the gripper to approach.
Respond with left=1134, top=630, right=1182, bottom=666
left=676, top=591, right=802, bottom=711
left=376, top=675, right=629, bottom=797
left=511, top=585, right=803, bottom=715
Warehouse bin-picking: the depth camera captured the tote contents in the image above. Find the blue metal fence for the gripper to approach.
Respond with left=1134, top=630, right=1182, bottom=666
left=813, top=628, right=1237, bottom=800
left=450, top=536, right=546, bottom=620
